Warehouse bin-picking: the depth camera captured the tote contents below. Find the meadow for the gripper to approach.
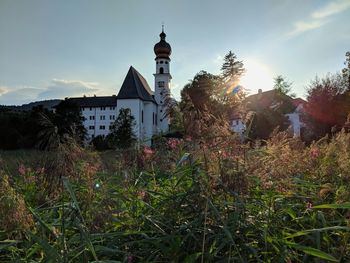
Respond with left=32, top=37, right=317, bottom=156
left=0, top=132, right=350, bottom=262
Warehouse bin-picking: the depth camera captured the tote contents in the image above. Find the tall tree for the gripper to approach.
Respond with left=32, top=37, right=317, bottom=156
left=221, top=51, right=245, bottom=83
left=107, top=108, right=136, bottom=149
left=304, top=74, right=350, bottom=139
left=342, top=51, right=350, bottom=91
left=273, top=75, right=295, bottom=97
left=53, top=100, right=86, bottom=143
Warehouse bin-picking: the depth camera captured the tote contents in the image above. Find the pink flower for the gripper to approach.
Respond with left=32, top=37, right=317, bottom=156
left=310, top=147, right=320, bottom=158
left=184, top=135, right=192, bottom=142
left=136, top=191, right=146, bottom=199
left=18, top=164, right=26, bottom=175
left=167, top=138, right=181, bottom=149
left=305, top=201, right=313, bottom=209
left=143, top=147, right=154, bottom=159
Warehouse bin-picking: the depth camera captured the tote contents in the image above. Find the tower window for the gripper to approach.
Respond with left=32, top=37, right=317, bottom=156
left=165, top=61, right=168, bottom=64
left=159, top=67, right=164, bottom=74
left=158, top=81, right=164, bottom=87
left=160, top=61, right=164, bottom=64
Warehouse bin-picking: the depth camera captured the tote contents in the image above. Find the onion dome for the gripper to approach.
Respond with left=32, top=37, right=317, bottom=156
left=154, top=29, right=172, bottom=60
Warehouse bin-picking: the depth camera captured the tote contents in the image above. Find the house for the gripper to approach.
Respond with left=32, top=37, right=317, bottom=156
left=231, top=89, right=306, bottom=138
left=64, top=28, right=172, bottom=144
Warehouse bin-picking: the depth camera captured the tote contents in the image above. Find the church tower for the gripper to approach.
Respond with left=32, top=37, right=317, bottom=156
left=153, top=27, right=172, bottom=132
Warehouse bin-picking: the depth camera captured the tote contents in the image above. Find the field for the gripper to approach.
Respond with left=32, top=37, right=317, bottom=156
left=1, top=132, right=350, bottom=262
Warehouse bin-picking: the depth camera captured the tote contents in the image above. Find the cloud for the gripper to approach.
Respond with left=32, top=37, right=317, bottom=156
left=0, top=86, right=8, bottom=95
left=312, top=0, right=350, bottom=19
left=286, top=19, right=329, bottom=37
left=0, top=86, right=43, bottom=105
left=38, top=79, right=99, bottom=100
left=0, top=79, right=100, bottom=105
left=286, top=0, right=350, bottom=38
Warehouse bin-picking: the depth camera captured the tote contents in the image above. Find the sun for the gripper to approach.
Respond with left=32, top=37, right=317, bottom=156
left=239, top=59, right=274, bottom=94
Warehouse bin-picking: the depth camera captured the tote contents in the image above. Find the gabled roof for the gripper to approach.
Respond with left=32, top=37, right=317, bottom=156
left=117, top=66, right=156, bottom=103
left=244, top=89, right=303, bottom=114
left=67, top=96, right=118, bottom=107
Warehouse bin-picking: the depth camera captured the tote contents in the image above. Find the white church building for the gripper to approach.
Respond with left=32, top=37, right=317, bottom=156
left=66, top=29, right=172, bottom=144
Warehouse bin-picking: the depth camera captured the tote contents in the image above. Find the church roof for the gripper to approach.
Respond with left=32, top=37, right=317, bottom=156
left=117, top=66, right=156, bottom=103
left=67, top=96, right=118, bottom=107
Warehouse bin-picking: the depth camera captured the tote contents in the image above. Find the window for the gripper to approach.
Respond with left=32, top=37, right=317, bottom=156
left=89, top=116, right=95, bottom=120
left=89, top=126, right=94, bottom=130
left=100, top=107, right=106, bottom=111
left=109, top=115, right=115, bottom=120
left=81, top=107, right=85, bottom=111
left=100, top=115, right=105, bottom=120
left=142, top=110, right=144, bottom=123
left=165, top=61, right=168, bottom=64
left=99, top=125, right=105, bottom=130
left=152, top=113, right=154, bottom=125
left=158, top=81, right=164, bottom=88
left=159, top=67, right=164, bottom=74
left=109, top=106, right=115, bottom=110
left=160, top=109, right=162, bottom=113
left=160, top=61, right=164, bottom=64
left=155, top=114, right=158, bottom=125
left=90, top=107, right=93, bottom=111
left=91, top=134, right=95, bottom=139
left=160, top=101, right=163, bottom=104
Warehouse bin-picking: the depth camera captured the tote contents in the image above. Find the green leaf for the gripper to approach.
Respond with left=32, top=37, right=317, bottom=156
left=63, top=177, right=98, bottom=261
left=286, top=242, right=338, bottom=262
left=30, top=233, right=61, bottom=261
left=28, top=206, right=57, bottom=238
left=313, top=203, right=350, bottom=209
left=285, top=226, right=350, bottom=239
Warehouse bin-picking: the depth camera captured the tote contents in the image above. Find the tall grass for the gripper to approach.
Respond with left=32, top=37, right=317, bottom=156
left=1, top=132, right=350, bottom=262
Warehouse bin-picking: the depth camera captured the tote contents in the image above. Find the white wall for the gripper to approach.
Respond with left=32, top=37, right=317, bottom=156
left=81, top=106, right=117, bottom=139
left=116, top=99, right=141, bottom=139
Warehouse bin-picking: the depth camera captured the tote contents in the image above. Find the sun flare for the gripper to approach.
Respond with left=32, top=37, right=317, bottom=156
left=239, top=59, right=274, bottom=94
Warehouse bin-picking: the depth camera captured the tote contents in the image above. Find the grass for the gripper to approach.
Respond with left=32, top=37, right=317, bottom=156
left=1, top=132, right=350, bottom=262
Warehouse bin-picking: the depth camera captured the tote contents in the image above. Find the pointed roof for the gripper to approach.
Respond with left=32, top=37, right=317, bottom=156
left=117, top=66, right=156, bottom=103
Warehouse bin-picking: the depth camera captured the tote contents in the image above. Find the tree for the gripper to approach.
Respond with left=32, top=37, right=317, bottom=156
left=53, top=100, right=86, bottom=143
left=245, top=108, right=289, bottom=140
left=342, top=51, right=350, bottom=91
left=221, top=51, right=245, bottom=83
left=107, top=108, right=136, bottom=149
left=304, top=74, right=350, bottom=139
left=273, top=75, right=295, bottom=97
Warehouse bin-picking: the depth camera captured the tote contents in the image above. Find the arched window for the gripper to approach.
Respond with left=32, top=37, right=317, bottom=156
left=159, top=67, right=164, bottom=74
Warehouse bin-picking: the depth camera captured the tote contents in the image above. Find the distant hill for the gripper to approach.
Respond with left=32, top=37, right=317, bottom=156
left=0, top=99, right=62, bottom=111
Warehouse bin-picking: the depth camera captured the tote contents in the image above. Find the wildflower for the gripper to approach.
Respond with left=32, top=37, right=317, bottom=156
left=136, top=190, right=146, bottom=199
left=167, top=138, right=181, bottom=149
left=184, top=135, right=192, bottom=142
left=18, top=164, right=26, bottom=175
left=143, top=146, right=154, bottom=159
left=305, top=201, right=313, bottom=209
left=310, top=147, right=320, bottom=158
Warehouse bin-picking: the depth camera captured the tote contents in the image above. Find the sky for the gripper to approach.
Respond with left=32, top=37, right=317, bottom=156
left=0, top=0, right=349, bottom=105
